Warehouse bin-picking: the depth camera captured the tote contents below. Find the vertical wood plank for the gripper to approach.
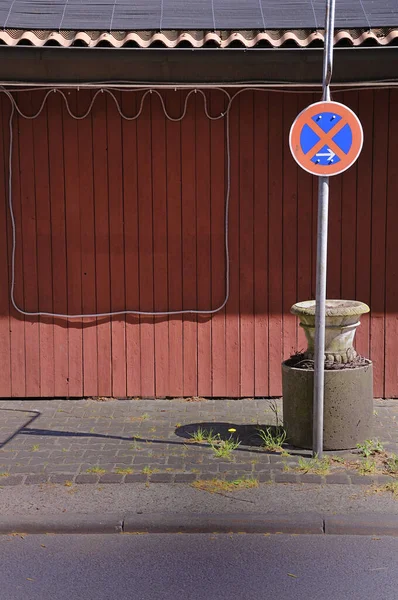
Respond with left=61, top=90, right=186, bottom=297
left=181, top=92, right=198, bottom=397
left=62, top=91, right=82, bottom=397
left=196, top=92, right=212, bottom=397
left=384, top=89, right=398, bottom=398
left=33, top=93, right=55, bottom=397
left=123, top=92, right=141, bottom=397
left=282, top=92, right=298, bottom=361
left=92, top=92, right=112, bottom=397
left=355, top=90, right=373, bottom=360
left=268, top=93, right=283, bottom=395
left=166, top=91, right=183, bottom=396
left=107, top=93, right=127, bottom=398
left=77, top=90, right=98, bottom=396
left=137, top=91, right=155, bottom=397
left=225, top=93, right=240, bottom=397
left=0, top=95, right=12, bottom=397
left=340, top=92, right=359, bottom=301
left=151, top=93, right=169, bottom=397
left=370, top=90, right=388, bottom=397
left=211, top=90, right=227, bottom=396
left=18, top=92, right=40, bottom=397
left=254, top=91, right=269, bottom=396
left=239, top=91, right=255, bottom=396
left=296, top=95, right=314, bottom=354
left=9, top=99, right=26, bottom=397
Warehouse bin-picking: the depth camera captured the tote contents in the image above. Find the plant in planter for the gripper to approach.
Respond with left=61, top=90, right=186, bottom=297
left=282, top=299, right=373, bottom=451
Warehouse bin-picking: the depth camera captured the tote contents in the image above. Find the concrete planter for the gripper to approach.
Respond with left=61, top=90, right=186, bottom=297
left=282, top=360, right=373, bottom=450
left=291, top=299, right=370, bottom=364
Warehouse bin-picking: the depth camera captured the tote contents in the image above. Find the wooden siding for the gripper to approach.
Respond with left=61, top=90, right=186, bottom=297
left=0, top=88, right=396, bottom=398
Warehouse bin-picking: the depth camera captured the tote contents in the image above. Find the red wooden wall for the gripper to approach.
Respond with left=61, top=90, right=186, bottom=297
left=0, top=88, right=396, bottom=398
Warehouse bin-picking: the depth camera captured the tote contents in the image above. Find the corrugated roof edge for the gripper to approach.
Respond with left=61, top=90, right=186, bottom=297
left=0, top=28, right=397, bottom=48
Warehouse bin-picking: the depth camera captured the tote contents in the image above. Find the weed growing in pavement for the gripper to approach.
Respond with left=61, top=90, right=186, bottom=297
left=114, top=467, right=134, bottom=475
left=385, top=454, right=398, bottom=475
left=64, top=481, right=74, bottom=487
left=142, top=466, right=159, bottom=475
left=31, top=445, right=40, bottom=452
left=189, top=427, right=215, bottom=443
left=296, top=455, right=330, bottom=475
left=141, top=413, right=150, bottom=420
left=192, top=477, right=258, bottom=494
left=358, top=458, right=377, bottom=475
left=257, top=426, right=287, bottom=452
left=269, top=399, right=283, bottom=428
left=209, top=434, right=241, bottom=459
left=0, top=472, right=9, bottom=477
left=372, top=481, right=398, bottom=497
left=86, top=466, right=107, bottom=475
left=330, top=455, right=346, bottom=464
left=356, top=439, right=384, bottom=458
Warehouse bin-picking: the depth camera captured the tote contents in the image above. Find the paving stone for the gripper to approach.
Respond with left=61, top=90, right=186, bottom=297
left=269, top=454, right=286, bottom=464
left=298, top=473, right=325, bottom=484
left=25, top=475, right=49, bottom=485
left=349, top=474, right=377, bottom=485
left=9, top=465, right=45, bottom=474
left=274, top=472, right=299, bottom=484
left=125, top=474, right=147, bottom=483
left=99, top=474, right=124, bottom=484
left=75, top=474, right=99, bottom=484
left=0, top=476, right=24, bottom=486
left=325, top=473, right=351, bottom=484
left=48, top=475, right=74, bottom=484
left=376, top=474, right=397, bottom=484
left=174, top=473, right=197, bottom=483
left=149, top=473, right=174, bottom=483
left=257, top=471, right=273, bottom=482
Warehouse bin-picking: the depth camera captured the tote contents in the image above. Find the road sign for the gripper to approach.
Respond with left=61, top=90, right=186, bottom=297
left=289, top=100, right=363, bottom=177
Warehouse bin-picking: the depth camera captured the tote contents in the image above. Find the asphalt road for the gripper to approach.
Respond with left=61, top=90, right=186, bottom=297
left=1, top=533, right=397, bottom=600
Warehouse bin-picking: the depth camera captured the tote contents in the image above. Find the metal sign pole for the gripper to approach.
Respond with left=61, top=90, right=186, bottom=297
left=313, top=0, right=336, bottom=458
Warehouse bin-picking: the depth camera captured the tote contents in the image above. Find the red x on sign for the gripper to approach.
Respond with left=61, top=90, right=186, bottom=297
left=289, top=101, right=363, bottom=177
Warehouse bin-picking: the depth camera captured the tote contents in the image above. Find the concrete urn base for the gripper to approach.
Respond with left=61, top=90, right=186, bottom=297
left=282, top=360, right=373, bottom=450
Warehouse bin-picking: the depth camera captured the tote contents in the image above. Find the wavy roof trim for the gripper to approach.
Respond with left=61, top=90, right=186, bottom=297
left=0, top=28, right=396, bottom=48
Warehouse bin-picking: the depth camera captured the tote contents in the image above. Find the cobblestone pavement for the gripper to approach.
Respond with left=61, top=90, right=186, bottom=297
left=0, top=398, right=396, bottom=486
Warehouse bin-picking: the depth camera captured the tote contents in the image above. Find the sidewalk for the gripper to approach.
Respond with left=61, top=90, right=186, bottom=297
left=0, top=397, right=397, bottom=488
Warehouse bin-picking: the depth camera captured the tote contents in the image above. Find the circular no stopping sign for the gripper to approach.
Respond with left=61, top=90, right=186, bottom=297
left=289, top=100, right=363, bottom=176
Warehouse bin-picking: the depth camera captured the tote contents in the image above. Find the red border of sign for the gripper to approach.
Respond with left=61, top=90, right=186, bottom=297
left=289, top=100, right=364, bottom=177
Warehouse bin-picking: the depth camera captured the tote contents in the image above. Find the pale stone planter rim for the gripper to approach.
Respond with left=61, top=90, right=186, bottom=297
left=291, top=299, right=370, bottom=318
left=282, top=358, right=372, bottom=372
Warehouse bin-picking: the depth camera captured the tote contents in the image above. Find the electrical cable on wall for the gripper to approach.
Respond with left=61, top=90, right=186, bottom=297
left=2, top=81, right=389, bottom=320
left=4, top=86, right=233, bottom=319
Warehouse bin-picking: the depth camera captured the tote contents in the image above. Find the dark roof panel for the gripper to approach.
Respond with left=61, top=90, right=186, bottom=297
left=0, top=0, right=398, bottom=31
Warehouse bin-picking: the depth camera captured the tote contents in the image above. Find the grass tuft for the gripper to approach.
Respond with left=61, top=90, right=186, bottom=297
left=142, top=466, right=159, bottom=475
left=114, top=467, right=134, bottom=475
left=296, top=455, right=330, bottom=475
left=356, top=439, right=384, bottom=458
left=192, top=477, right=258, bottom=494
left=257, top=426, right=287, bottom=452
left=86, top=466, right=106, bottom=475
left=358, top=458, right=377, bottom=475
left=209, top=434, right=241, bottom=459
left=189, top=427, right=216, bottom=444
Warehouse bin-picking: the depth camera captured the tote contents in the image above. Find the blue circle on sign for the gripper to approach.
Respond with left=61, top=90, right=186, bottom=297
left=300, top=112, right=354, bottom=167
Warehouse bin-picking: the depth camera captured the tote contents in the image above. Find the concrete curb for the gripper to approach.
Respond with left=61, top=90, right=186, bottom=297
left=0, top=514, right=124, bottom=534
left=123, top=513, right=324, bottom=534
left=324, top=514, right=398, bottom=536
left=0, top=513, right=397, bottom=536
